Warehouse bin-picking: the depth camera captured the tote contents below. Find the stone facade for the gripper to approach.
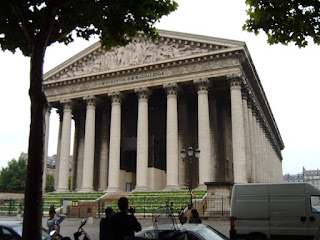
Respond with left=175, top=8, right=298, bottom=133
left=43, top=30, right=284, bottom=193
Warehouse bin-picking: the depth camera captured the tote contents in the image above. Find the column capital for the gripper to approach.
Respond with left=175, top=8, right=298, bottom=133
left=241, top=88, right=249, bottom=100
left=60, top=99, right=73, bottom=111
left=193, top=78, right=210, bottom=91
left=227, top=73, right=244, bottom=88
left=83, top=95, right=96, bottom=107
left=108, top=91, right=123, bottom=103
left=46, top=105, right=52, bottom=114
left=135, top=87, right=151, bottom=99
left=163, top=82, right=179, bottom=96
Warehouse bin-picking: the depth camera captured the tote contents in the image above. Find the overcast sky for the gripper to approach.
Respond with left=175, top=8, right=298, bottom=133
left=0, top=0, right=319, bottom=175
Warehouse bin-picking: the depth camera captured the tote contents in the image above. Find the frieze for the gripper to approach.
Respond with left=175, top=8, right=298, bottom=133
left=45, top=57, right=240, bottom=97
left=51, top=35, right=216, bottom=81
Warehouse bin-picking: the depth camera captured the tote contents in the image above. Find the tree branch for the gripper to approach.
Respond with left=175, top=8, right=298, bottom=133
left=9, top=0, right=33, bottom=46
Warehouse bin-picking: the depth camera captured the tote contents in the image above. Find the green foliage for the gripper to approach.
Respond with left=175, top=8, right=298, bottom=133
left=0, top=0, right=178, bottom=56
left=45, top=174, right=55, bottom=192
left=243, top=0, right=320, bottom=47
left=0, top=157, right=27, bottom=191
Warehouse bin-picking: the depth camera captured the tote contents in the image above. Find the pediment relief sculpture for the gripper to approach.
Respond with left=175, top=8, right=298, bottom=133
left=56, top=35, right=225, bottom=80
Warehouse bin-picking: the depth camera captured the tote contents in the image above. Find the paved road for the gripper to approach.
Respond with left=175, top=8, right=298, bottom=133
left=48, top=217, right=230, bottom=240
left=0, top=215, right=230, bottom=240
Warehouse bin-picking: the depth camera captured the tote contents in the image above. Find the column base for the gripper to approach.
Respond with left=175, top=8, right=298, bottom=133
left=107, top=186, right=121, bottom=192
left=78, top=187, right=94, bottom=193
left=133, top=186, right=149, bottom=191
left=195, top=184, right=207, bottom=190
left=165, top=185, right=181, bottom=190
left=55, top=188, right=69, bottom=193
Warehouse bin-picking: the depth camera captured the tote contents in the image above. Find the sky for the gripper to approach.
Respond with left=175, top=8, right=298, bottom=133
left=0, top=0, right=319, bottom=175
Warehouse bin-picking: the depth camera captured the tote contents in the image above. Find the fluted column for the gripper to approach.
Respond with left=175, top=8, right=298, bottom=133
left=76, top=113, right=85, bottom=191
left=81, top=96, right=96, bottom=192
left=194, top=78, right=212, bottom=188
left=247, top=98, right=256, bottom=182
left=242, top=90, right=252, bottom=182
left=107, top=92, right=123, bottom=192
left=164, top=83, right=179, bottom=190
left=42, top=106, right=51, bottom=192
left=99, top=104, right=110, bottom=191
left=228, top=74, right=247, bottom=183
left=57, top=100, right=72, bottom=192
left=55, top=109, right=63, bottom=190
left=71, top=110, right=80, bottom=191
left=135, top=87, right=150, bottom=191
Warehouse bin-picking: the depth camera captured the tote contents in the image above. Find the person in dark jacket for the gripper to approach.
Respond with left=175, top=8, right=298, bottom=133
left=109, top=197, right=141, bottom=240
left=100, top=207, right=115, bottom=240
left=189, top=209, right=202, bottom=224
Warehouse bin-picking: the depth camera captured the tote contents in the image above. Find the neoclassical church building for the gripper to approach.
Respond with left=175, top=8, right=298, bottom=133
left=43, top=30, right=284, bottom=193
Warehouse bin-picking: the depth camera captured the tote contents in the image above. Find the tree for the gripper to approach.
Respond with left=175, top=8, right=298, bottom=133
left=0, top=158, right=27, bottom=191
left=0, top=1, right=177, bottom=239
left=45, top=174, right=54, bottom=192
left=243, top=0, right=320, bottom=47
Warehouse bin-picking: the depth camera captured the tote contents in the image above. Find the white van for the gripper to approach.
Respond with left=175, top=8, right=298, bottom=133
left=230, top=183, right=320, bottom=240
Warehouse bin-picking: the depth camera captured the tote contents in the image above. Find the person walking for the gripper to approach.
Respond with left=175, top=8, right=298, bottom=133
left=100, top=207, right=115, bottom=240
left=189, top=209, right=202, bottom=224
left=109, top=197, right=141, bottom=240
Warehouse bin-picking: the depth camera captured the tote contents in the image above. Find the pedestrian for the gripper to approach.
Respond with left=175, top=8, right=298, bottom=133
left=189, top=209, right=201, bottom=224
left=50, top=203, right=55, bottom=212
left=18, top=203, right=22, bottom=215
left=109, top=197, right=141, bottom=240
left=47, top=209, right=66, bottom=239
left=178, top=205, right=184, bottom=223
left=100, top=207, right=115, bottom=240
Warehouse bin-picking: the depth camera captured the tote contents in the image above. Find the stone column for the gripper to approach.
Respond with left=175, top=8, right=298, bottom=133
left=107, top=92, right=123, bottom=192
left=99, top=104, right=110, bottom=191
left=228, top=74, right=247, bottom=183
left=256, top=113, right=263, bottom=182
left=42, top=106, right=51, bottom=192
left=164, top=83, right=180, bottom=190
left=71, top=110, right=80, bottom=191
left=247, top=98, right=256, bottom=182
left=242, top=90, right=252, bottom=182
left=178, top=98, right=188, bottom=188
left=81, top=96, right=96, bottom=192
left=194, top=78, right=212, bottom=188
left=252, top=104, right=260, bottom=182
left=76, top=113, right=85, bottom=191
left=57, top=100, right=72, bottom=192
left=55, top=109, right=63, bottom=190
left=135, top=87, right=150, bottom=191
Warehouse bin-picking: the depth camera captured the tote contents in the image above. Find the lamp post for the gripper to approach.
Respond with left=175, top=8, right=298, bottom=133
left=180, top=147, right=200, bottom=209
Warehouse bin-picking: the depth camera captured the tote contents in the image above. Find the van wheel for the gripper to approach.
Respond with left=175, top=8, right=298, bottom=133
left=247, top=233, right=267, bottom=240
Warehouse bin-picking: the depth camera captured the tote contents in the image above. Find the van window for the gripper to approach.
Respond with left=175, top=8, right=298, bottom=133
left=311, top=196, right=320, bottom=213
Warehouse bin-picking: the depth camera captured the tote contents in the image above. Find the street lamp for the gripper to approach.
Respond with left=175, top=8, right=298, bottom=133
left=180, top=147, right=200, bottom=209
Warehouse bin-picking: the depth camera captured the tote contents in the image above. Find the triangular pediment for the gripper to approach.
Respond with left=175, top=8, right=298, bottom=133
left=44, top=30, right=245, bottom=81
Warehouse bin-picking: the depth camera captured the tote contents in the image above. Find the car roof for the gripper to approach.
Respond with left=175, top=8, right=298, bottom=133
left=0, top=221, right=23, bottom=227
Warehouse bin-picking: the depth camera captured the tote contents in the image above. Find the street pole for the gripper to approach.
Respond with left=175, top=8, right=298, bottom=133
left=180, top=147, right=200, bottom=210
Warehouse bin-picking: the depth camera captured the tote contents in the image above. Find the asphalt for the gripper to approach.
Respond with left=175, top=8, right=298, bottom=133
left=0, top=215, right=230, bottom=239
left=51, top=217, right=230, bottom=240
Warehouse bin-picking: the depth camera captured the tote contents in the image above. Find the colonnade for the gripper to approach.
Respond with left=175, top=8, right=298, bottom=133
left=42, top=74, right=283, bottom=193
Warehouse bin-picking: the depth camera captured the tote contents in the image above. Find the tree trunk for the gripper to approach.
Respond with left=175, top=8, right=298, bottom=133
left=22, top=39, right=48, bottom=240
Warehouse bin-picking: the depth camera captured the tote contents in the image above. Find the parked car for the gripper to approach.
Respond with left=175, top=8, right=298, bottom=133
left=135, top=223, right=229, bottom=240
left=0, top=221, right=50, bottom=240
